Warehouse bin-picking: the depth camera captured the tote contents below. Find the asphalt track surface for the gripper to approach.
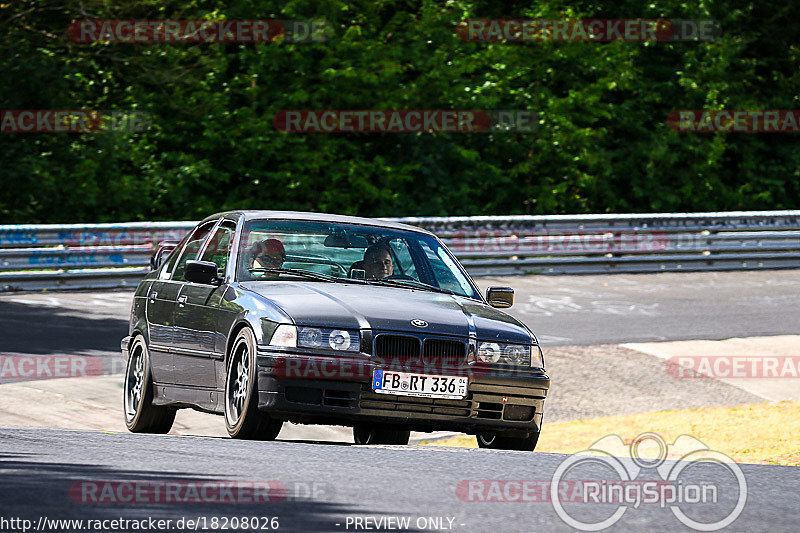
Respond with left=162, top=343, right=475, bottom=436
left=1, top=271, right=798, bottom=532
left=496, top=270, right=800, bottom=346
left=2, top=427, right=797, bottom=532
left=1, top=270, right=799, bottom=370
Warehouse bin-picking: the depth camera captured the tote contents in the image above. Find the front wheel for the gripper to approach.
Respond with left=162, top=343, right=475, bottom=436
left=224, top=327, right=283, bottom=440
left=353, top=424, right=410, bottom=445
left=477, top=431, right=540, bottom=451
left=123, top=336, right=175, bottom=433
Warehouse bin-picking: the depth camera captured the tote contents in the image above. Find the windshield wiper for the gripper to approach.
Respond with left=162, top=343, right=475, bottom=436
left=248, top=267, right=357, bottom=283
left=372, top=278, right=457, bottom=296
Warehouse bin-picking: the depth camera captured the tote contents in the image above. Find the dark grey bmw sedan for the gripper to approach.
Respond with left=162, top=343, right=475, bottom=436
left=122, top=211, right=549, bottom=450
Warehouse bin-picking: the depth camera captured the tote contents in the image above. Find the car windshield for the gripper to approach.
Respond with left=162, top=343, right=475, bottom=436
left=237, top=219, right=481, bottom=300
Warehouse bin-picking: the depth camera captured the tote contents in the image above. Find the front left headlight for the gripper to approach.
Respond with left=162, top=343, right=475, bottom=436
left=475, top=342, right=543, bottom=368
left=297, top=326, right=361, bottom=352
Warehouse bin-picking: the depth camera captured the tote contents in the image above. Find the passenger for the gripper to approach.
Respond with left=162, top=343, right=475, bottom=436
left=363, top=243, right=393, bottom=280
left=250, top=238, right=286, bottom=270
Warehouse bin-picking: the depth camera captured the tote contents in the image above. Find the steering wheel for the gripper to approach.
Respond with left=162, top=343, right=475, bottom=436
left=384, top=273, right=416, bottom=281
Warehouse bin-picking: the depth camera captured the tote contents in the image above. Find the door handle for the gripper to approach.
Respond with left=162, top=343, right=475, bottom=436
left=149, top=291, right=158, bottom=303
left=177, top=295, right=188, bottom=307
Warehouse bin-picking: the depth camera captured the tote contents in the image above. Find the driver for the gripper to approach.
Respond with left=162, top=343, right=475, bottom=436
left=250, top=238, right=286, bottom=270
left=363, top=243, right=393, bottom=280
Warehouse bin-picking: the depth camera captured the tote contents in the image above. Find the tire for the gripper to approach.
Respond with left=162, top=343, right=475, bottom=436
left=477, top=430, right=540, bottom=451
left=224, top=327, right=283, bottom=440
left=353, top=423, right=411, bottom=445
left=123, top=336, right=176, bottom=433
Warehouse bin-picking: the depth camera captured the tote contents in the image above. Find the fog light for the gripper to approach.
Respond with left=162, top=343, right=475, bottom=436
left=504, top=404, right=534, bottom=421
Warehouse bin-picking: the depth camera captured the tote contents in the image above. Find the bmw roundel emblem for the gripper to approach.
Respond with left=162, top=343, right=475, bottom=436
left=411, top=319, right=428, bottom=328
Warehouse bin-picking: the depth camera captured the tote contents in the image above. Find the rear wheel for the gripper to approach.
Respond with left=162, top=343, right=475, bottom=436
left=353, top=424, right=411, bottom=445
left=124, top=336, right=175, bottom=433
left=224, top=327, right=283, bottom=440
left=477, top=430, right=540, bottom=451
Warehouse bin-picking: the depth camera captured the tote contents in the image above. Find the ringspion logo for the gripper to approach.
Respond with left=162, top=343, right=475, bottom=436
left=550, top=433, right=747, bottom=531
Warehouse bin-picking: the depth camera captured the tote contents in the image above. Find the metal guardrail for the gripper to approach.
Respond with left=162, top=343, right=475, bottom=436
left=0, top=222, right=195, bottom=291
left=1, top=211, right=798, bottom=291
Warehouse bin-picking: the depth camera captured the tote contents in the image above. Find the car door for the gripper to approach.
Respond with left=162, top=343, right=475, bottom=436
left=146, top=234, right=189, bottom=384
left=172, top=219, right=235, bottom=388
left=154, top=220, right=217, bottom=385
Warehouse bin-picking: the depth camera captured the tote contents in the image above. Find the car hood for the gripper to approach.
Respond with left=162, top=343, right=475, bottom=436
left=238, top=281, right=534, bottom=343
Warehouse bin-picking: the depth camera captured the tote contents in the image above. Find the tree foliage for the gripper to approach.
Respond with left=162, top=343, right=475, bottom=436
left=1, top=0, right=798, bottom=223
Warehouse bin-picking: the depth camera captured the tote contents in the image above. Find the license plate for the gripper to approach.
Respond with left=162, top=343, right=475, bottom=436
left=372, top=369, right=468, bottom=399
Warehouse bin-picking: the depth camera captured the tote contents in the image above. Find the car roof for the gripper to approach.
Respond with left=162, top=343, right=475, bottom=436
left=202, top=210, right=434, bottom=235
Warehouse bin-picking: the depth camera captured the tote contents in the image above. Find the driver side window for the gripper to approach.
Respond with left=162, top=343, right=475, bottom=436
left=171, top=222, right=216, bottom=281
left=199, top=223, right=234, bottom=276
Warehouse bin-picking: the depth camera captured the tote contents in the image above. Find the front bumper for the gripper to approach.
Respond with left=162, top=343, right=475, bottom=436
left=256, top=348, right=549, bottom=437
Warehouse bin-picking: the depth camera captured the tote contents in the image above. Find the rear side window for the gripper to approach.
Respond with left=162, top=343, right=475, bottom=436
left=159, top=242, right=183, bottom=280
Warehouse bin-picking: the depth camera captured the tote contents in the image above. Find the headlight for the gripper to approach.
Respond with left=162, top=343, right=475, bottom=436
left=297, top=326, right=360, bottom=352
left=270, top=324, right=298, bottom=347
left=477, top=342, right=502, bottom=363
left=476, top=342, right=535, bottom=367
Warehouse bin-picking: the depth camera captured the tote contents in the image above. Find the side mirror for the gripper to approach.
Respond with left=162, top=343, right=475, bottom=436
left=150, top=241, right=179, bottom=270
left=184, top=260, right=221, bottom=285
left=486, top=287, right=514, bottom=308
